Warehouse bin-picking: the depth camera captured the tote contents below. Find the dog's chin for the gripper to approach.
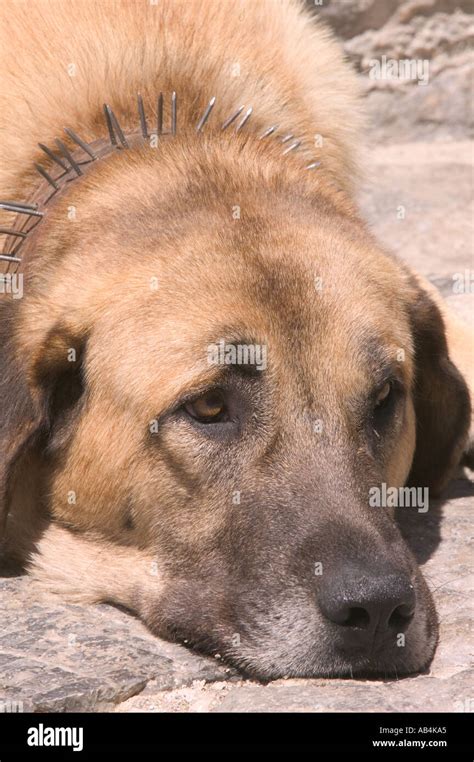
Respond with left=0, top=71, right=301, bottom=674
left=217, top=647, right=437, bottom=683
left=146, top=577, right=438, bottom=683
left=209, top=645, right=438, bottom=683
left=163, top=625, right=438, bottom=683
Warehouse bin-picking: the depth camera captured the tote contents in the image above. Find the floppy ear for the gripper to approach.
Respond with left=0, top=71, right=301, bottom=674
left=406, top=279, right=471, bottom=496
left=0, top=305, right=47, bottom=541
left=0, top=301, right=85, bottom=558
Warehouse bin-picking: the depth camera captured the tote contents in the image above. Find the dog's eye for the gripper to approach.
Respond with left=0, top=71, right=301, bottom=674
left=375, top=381, right=392, bottom=409
left=184, top=390, right=227, bottom=423
left=373, top=380, right=399, bottom=415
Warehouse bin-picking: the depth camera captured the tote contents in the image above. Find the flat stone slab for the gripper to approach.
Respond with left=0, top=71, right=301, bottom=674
left=358, top=141, right=474, bottom=279
left=212, top=669, right=474, bottom=713
left=1, top=142, right=472, bottom=712
left=0, top=578, right=234, bottom=712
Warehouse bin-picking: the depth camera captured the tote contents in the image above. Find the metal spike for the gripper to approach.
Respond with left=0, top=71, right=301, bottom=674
left=137, top=94, right=148, bottom=139
left=0, top=228, right=27, bottom=238
left=221, top=106, right=244, bottom=131
left=54, top=139, right=83, bottom=176
left=34, top=163, right=60, bottom=190
left=103, top=104, right=117, bottom=146
left=305, top=161, right=321, bottom=170
left=0, top=202, right=43, bottom=217
left=38, top=143, right=68, bottom=171
left=282, top=140, right=301, bottom=156
left=0, top=253, right=21, bottom=263
left=171, top=91, right=177, bottom=136
left=259, top=124, right=279, bottom=140
left=196, top=97, right=216, bottom=133
left=107, top=108, right=129, bottom=148
left=236, top=107, right=252, bottom=132
left=157, top=93, right=163, bottom=136
left=0, top=200, right=38, bottom=211
left=281, top=134, right=294, bottom=144
left=64, top=128, right=97, bottom=159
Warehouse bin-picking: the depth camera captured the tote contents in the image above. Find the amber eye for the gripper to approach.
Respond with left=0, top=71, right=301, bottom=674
left=184, top=390, right=227, bottom=423
left=374, top=381, right=392, bottom=409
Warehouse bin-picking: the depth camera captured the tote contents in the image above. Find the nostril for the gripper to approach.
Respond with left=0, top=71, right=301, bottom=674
left=388, top=603, right=415, bottom=632
left=342, top=607, right=371, bottom=630
left=318, top=571, right=416, bottom=640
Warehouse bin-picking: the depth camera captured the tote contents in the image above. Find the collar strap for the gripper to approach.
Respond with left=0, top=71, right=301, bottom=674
left=0, top=93, right=321, bottom=273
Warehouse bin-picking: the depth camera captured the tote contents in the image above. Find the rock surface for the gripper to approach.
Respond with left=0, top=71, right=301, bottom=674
left=0, top=575, right=236, bottom=713
left=312, top=0, right=473, bottom=142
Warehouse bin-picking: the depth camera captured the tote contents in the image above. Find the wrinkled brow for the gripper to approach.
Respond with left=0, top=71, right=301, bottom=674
left=201, top=330, right=268, bottom=378
left=363, top=337, right=410, bottom=388
left=157, top=333, right=267, bottom=414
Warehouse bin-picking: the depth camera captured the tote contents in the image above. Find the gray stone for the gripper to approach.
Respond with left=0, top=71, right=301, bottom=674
left=312, top=0, right=474, bottom=142
left=357, top=141, right=474, bottom=278
left=212, top=669, right=474, bottom=713
left=0, top=575, right=234, bottom=712
left=310, top=0, right=404, bottom=40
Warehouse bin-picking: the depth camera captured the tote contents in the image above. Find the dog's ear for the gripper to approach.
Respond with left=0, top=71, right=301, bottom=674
left=0, top=302, right=85, bottom=543
left=0, top=324, right=46, bottom=539
left=406, top=279, right=471, bottom=496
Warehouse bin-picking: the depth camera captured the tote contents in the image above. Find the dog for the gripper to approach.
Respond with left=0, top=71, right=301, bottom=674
left=0, top=0, right=472, bottom=681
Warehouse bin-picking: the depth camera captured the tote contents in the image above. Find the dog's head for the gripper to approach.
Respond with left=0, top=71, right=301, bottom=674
left=0, top=135, right=470, bottom=679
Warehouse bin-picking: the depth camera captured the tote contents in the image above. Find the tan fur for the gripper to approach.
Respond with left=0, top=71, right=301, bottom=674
left=0, top=0, right=363, bottom=202
left=29, top=525, right=160, bottom=607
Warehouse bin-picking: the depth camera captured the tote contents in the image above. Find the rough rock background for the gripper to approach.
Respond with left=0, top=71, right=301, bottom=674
left=1, top=0, right=472, bottom=713
left=312, top=0, right=473, bottom=142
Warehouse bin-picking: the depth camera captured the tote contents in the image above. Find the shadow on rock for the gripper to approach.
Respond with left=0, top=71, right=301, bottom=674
left=396, top=476, right=474, bottom=565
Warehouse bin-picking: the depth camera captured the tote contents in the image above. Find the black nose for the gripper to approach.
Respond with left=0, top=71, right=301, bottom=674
left=319, top=568, right=415, bottom=649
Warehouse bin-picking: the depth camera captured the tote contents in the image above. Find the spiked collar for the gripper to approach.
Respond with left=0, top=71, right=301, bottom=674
left=0, top=93, right=320, bottom=274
